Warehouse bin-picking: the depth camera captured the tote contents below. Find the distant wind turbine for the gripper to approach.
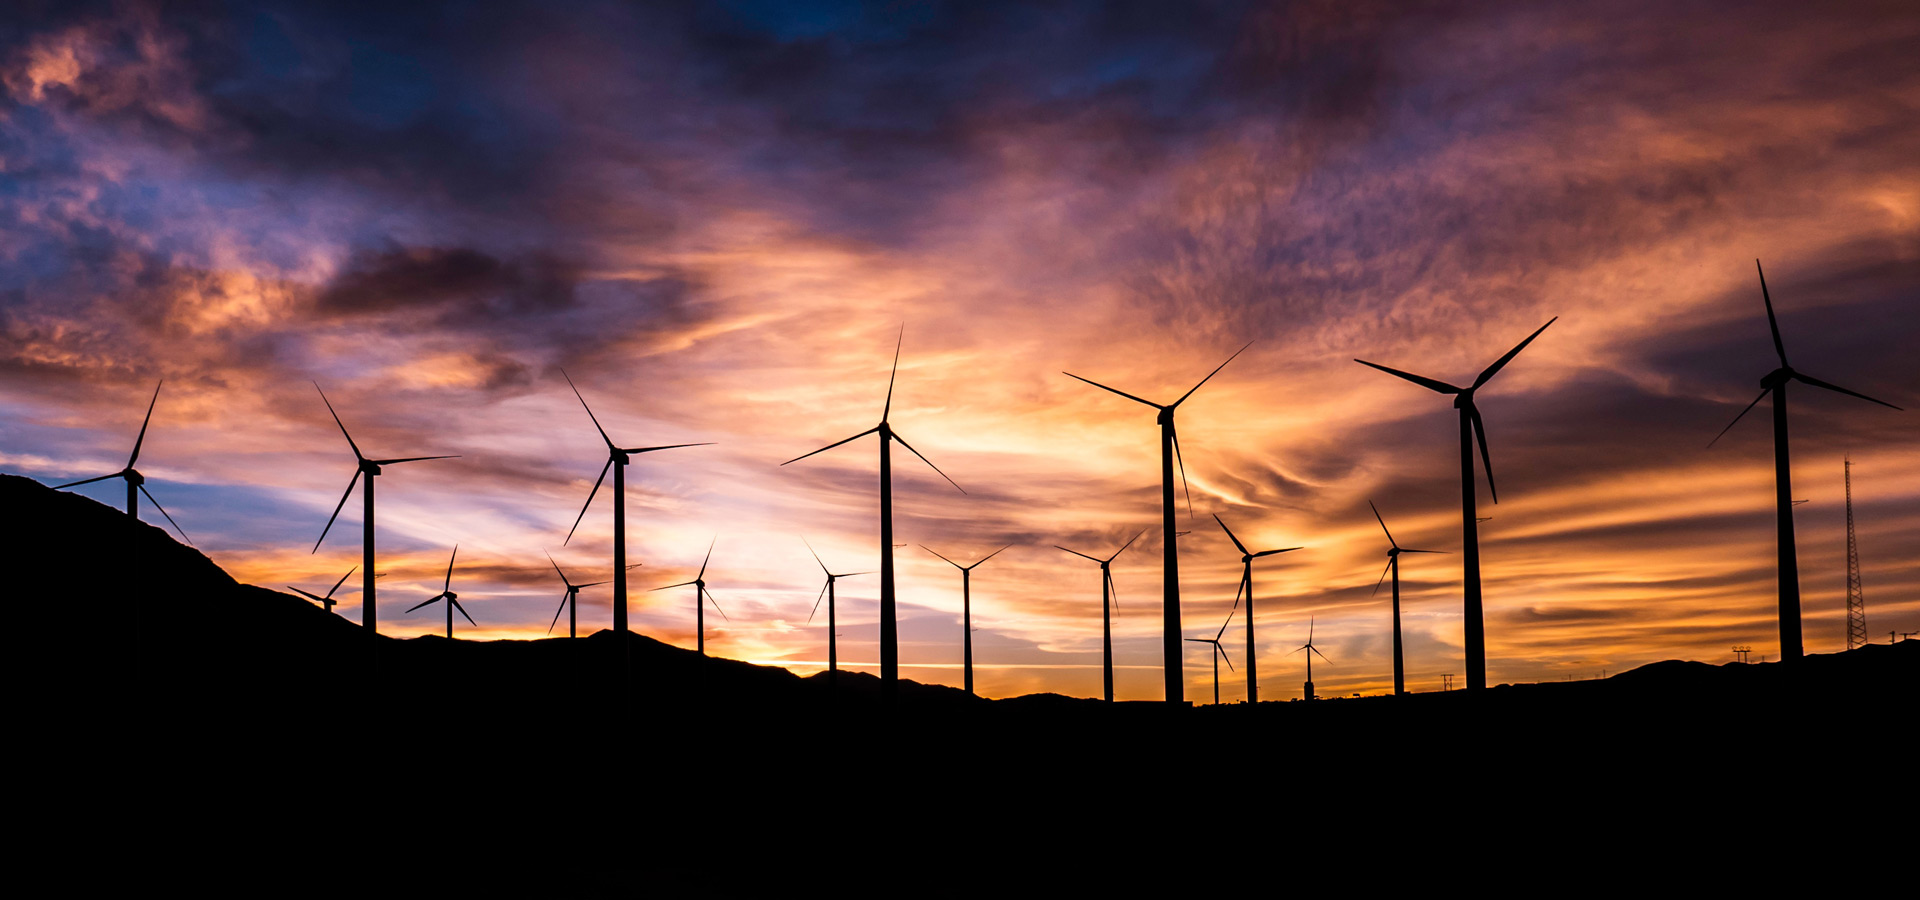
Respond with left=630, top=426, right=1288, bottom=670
left=1057, top=531, right=1144, bottom=703
left=921, top=544, right=1011, bottom=696
left=804, top=538, right=872, bottom=691
left=1212, top=515, right=1300, bottom=704
left=652, top=538, right=726, bottom=655
left=783, top=329, right=965, bottom=699
left=1368, top=501, right=1445, bottom=696
left=545, top=551, right=608, bottom=639
left=560, top=370, right=712, bottom=636
left=1292, top=617, right=1329, bottom=701
left=1355, top=317, right=1555, bottom=690
left=1185, top=606, right=1237, bottom=706
left=1707, top=261, right=1902, bottom=665
left=1064, top=342, right=1252, bottom=705
left=55, top=379, right=192, bottom=544
left=406, top=546, right=475, bottom=639
left=311, top=384, right=458, bottom=634
left=288, top=566, right=357, bottom=615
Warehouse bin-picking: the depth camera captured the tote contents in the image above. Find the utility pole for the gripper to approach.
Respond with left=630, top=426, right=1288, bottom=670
left=1732, top=645, right=1753, bottom=664
left=1845, top=457, right=1868, bottom=651
left=1441, top=674, right=1455, bottom=691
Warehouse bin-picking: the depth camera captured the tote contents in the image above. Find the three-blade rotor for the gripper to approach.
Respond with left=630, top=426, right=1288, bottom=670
left=560, top=369, right=715, bottom=544
left=53, top=380, right=194, bottom=545
left=781, top=329, right=965, bottom=494
left=1063, top=342, right=1253, bottom=516
left=312, top=384, right=458, bottom=552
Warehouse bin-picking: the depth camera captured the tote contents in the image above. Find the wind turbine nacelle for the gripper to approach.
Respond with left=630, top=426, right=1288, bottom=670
left=361, top=460, right=383, bottom=476
left=1155, top=408, right=1174, bottom=426
left=1451, top=393, right=1473, bottom=410
left=124, top=468, right=145, bottom=486
left=1762, top=367, right=1793, bottom=389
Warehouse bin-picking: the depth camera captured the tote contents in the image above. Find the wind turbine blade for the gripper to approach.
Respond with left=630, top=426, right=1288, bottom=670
left=804, top=537, right=832, bottom=574
left=883, top=324, right=903, bottom=419
left=127, top=379, right=162, bottom=468
left=1373, top=559, right=1393, bottom=597
left=1308, top=616, right=1316, bottom=643
left=973, top=544, right=1014, bottom=567
left=1473, top=317, right=1558, bottom=389
left=919, top=544, right=960, bottom=568
left=1354, top=360, right=1462, bottom=395
left=312, top=469, right=362, bottom=553
left=138, top=485, right=191, bottom=545
left=1170, top=425, right=1193, bottom=517
left=289, top=587, right=328, bottom=603
left=579, top=581, right=609, bottom=588
left=564, top=458, right=613, bottom=545
left=443, top=545, right=458, bottom=593
left=453, top=598, right=476, bottom=627
left=1755, top=260, right=1788, bottom=367
left=1469, top=404, right=1498, bottom=504
left=1228, top=573, right=1244, bottom=614
left=703, top=586, right=728, bottom=622
left=546, top=550, right=570, bottom=586
left=1171, top=340, right=1253, bottom=408
left=406, top=594, right=445, bottom=613
left=1061, top=372, right=1162, bottom=409
left=549, top=592, right=569, bottom=634
left=1213, top=514, right=1249, bottom=556
left=1055, top=546, right=1101, bottom=562
left=1106, top=569, right=1120, bottom=613
left=1400, top=548, right=1447, bottom=554
left=891, top=431, right=965, bottom=494
left=1707, top=388, right=1771, bottom=448
left=1215, top=605, right=1234, bottom=641
left=651, top=581, right=698, bottom=591
left=1369, top=500, right=1397, bottom=548
left=328, top=566, right=358, bottom=598
left=781, top=427, right=879, bottom=466
left=1112, top=529, right=1146, bottom=559
left=1792, top=373, right=1903, bottom=410
left=809, top=581, right=828, bottom=623
left=622, top=442, right=716, bottom=455
left=560, top=368, right=615, bottom=448
left=314, top=383, right=364, bottom=460
left=53, top=472, right=121, bottom=489
left=371, top=455, right=460, bottom=465
left=1251, top=547, right=1301, bottom=558
left=1310, top=645, right=1330, bottom=662
left=697, top=536, right=715, bottom=580
left=1218, top=643, right=1235, bottom=673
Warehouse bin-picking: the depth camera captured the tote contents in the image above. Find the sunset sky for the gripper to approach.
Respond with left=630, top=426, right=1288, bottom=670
left=4, top=0, right=1916, bottom=700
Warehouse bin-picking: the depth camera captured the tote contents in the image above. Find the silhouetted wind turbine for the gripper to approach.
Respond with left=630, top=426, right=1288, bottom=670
left=783, top=329, right=965, bottom=698
left=1368, top=501, right=1445, bottom=697
left=1213, top=515, right=1300, bottom=704
left=1185, top=606, right=1237, bottom=706
left=1292, top=617, right=1329, bottom=700
left=1057, top=531, right=1143, bottom=703
left=653, top=538, right=727, bottom=655
left=288, top=566, right=356, bottom=615
left=406, top=546, right=475, bottom=639
left=1707, top=261, right=1902, bottom=665
left=1065, top=342, right=1252, bottom=705
left=545, top=551, right=608, bottom=639
left=55, top=380, right=192, bottom=544
left=560, top=370, right=712, bottom=636
left=922, top=543, right=1011, bottom=695
left=311, top=384, right=458, bottom=634
left=804, top=538, right=872, bottom=691
left=1355, top=318, right=1555, bottom=691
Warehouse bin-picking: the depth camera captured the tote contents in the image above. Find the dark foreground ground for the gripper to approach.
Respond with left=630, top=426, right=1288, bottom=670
left=12, top=473, right=1916, bottom=889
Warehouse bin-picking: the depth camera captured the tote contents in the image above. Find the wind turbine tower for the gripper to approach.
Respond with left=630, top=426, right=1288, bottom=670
left=1845, top=456, right=1868, bottom=651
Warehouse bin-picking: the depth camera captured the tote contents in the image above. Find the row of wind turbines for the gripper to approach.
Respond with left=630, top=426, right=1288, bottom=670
left=53, top=261, right=1902, bottom=703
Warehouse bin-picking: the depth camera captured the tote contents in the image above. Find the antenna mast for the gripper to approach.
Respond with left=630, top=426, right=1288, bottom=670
left=1845, top=456, right=1867, bottom=651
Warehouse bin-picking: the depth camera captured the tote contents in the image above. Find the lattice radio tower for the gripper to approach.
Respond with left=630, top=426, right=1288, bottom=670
left=1845, top=456, right=1868, bottom=651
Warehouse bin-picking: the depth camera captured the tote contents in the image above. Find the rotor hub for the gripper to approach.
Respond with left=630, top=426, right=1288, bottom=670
left=125, top=468, right=145, bottom=486
left=1452, top=392, right=1474, bottom=410
left=1387, top=547, right=1399, bottom=558
left=1156, top=408, right=1174, bottom=426
left=613, top=450, right=630, bottom=465
left=1761, top=367, right=1793, bottom=389
left=361, top=460, right=383, bottom=476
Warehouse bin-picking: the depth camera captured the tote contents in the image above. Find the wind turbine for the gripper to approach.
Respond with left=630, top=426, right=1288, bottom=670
left=54, top=379, right=192, bottom=544
left=406, top=546, right=475, bottom=639
left=311, top=384, right=458, bottom=634
left=652, top=538, right=727, bottom=655
left=1056, top=531, right=1144, bottom=703
left=545, top=551, right=608, bottom=639
left=560, top=370, right=712, bottom=636
left=921, top=543, right=1011, bottom=696
left=1355, top=318, right=1555, bottom=691
left=1368, top=501, right=1445, bottom=696
left=1184, top=606, right=1237, bottom=706
left=1291, top=617, right=1329, bottom=701
left=288, top=566, right=357, bottom=615
left=1708, top=261, right=1903, bottom=665
left=804, top=538, right=872, bottom=691
left=1065, top=342, right=1252, bottom=705
left=782, top=329, right=965, bottom=698
left=1212, top=515, right=1300, bottom=704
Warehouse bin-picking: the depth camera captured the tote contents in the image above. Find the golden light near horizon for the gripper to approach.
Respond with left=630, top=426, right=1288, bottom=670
left=3, top=1, right=1918, bottom=702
